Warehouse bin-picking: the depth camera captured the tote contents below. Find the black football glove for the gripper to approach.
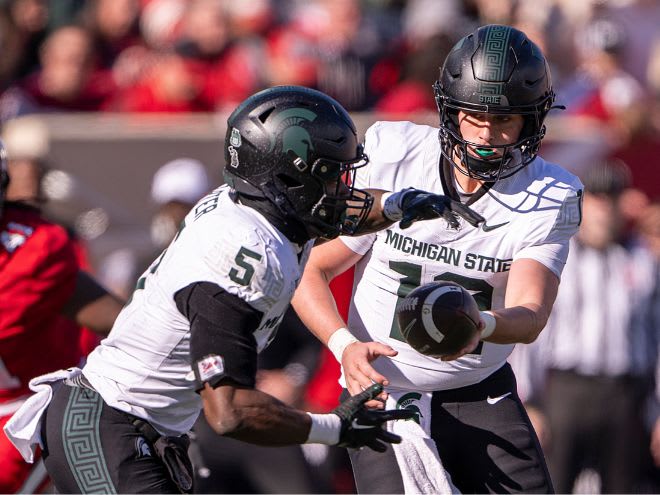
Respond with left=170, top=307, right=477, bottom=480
left=331, top=383, right=415, bottom=452
left=399, top=189, right=485, bottom=229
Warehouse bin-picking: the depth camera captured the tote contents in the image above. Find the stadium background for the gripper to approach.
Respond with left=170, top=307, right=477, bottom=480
left=1, top=0, right=659, bottom=493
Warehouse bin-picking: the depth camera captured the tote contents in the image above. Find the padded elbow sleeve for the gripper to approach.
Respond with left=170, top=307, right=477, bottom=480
left=175, top=282, right=263, bottom=391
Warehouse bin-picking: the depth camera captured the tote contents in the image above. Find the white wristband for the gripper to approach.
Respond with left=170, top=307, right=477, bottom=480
left=327, top=327, right=358, bottom=363
left=479, top=311, right=496, bottom=339
left=305, top=412, right=341, bottom=445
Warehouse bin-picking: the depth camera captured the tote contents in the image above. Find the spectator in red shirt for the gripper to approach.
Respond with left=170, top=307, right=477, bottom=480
left=173, top=0, right=259, bottom=111
left=80, top=0, right=143, bottom=70
left=108, top=51, right=210, bottom=112
left=111, top=0, right=259, bottom=113
left=6, top=24, right=117, bottom=114
left=0, top=144, right=124, bottom=493
left=375, top=34, right=453, bottom=115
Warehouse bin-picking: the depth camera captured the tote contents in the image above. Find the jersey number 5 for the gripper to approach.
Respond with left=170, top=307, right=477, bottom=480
left=229, top=247, right=262, bottom=286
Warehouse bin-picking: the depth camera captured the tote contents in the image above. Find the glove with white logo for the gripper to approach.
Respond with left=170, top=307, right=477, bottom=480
left=332, top=383, right=415, bottom=452
left=383, top=188, right=484, bottom=229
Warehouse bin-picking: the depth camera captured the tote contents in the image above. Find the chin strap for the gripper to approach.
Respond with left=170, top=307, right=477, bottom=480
left=233, top=192, right=311, bottom=245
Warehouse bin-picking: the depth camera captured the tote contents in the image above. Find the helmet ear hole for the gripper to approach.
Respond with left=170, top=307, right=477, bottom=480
left=258, top=107, right=275, bottom=123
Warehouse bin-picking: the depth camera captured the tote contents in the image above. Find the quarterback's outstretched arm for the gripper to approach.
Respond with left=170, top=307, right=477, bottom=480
left=291, top=240, right=397, bottom=405
left=292, top=247, right=560, bottom=397
left=479, top=258, right=560, bottom=345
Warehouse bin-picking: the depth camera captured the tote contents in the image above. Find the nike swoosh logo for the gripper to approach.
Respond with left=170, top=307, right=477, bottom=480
left=481, top=221, right=509, bottom=232
left=486, top=392, right=512, bottom=405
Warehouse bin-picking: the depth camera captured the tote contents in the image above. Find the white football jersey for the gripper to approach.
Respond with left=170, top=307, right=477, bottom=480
left=340, top=121, right=583, bottom=391
left=83, top=185, right=313, bottom=435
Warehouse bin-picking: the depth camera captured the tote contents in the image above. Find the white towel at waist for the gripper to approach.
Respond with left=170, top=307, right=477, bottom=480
left=3, top=367, right=82, bottom=463
left=386, top=389, right=460, bottom=494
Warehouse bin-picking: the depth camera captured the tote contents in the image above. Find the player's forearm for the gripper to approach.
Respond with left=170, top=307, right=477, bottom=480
left=351, top=189, right=395, bottom=235
left=291, top=264, right=348, bottom=345
left=62, top=271, right=125, bottom=335
left=203, top=385, right=312, bottom=445
left=484, top=258, right=558, bottom=344
left=483, top=303, right=551, bottom=344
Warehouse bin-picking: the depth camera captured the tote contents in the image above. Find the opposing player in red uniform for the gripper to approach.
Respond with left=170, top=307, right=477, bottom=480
left=0, top=145, right=123, bottom=493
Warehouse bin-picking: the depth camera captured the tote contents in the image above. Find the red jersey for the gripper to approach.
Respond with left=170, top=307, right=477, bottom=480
left=0, top=205, right=81, bottom=407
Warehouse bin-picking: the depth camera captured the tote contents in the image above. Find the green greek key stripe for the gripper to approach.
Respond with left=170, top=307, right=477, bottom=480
left=478, top=25, right=512, bottom=96
left=62, top=387, right=116, bottom=494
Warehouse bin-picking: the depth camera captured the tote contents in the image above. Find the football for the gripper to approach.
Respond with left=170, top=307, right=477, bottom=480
left=396, top=281, right=480, bottom=358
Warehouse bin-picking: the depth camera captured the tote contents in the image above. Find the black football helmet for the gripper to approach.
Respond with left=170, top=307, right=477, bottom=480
left=434, top=25, right=557, bottom=181
left=223, top=86, right=373, bottom=239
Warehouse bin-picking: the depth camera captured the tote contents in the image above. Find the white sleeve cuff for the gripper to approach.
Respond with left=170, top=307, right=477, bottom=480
left=479, top=311, right=496, bottom=339
left=305, top=412, right=341, bottom=445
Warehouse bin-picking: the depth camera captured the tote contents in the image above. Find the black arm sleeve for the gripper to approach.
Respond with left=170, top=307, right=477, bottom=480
left=174, top=281, right=264, bottom=391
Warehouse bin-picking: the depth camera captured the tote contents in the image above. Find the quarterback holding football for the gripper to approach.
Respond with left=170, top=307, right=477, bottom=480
left=293, top=24, right=583, bottom=493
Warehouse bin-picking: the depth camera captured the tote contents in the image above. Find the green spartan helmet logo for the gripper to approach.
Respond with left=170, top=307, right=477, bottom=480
left=396, top=392, right=423, bottom=424
left=268, top=108, right=318, bottom=170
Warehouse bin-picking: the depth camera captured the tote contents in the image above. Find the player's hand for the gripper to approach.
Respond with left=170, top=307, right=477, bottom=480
left=343, top=341, right=396, bottom=409
left=399, top=189, right=485, bottom=229
left=332, top=383, right=415, bottom=452
left=440, top=321, right=481, bottom=361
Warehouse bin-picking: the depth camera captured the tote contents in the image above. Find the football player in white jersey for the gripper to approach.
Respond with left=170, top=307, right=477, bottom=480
left=293, top=25, right=584, bottom=493
left=4, top=86, right=485, bottom=493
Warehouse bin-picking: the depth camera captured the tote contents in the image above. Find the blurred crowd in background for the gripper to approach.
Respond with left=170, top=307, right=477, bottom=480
left=1, top=0, right=660, bottom=493
left=0, top=0, right=656, bottom=118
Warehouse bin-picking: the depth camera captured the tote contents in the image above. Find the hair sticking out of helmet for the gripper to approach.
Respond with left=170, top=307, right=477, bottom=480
left=434, top=24, right=560, bottom=182
left=223, top=86, right=373, bottom=239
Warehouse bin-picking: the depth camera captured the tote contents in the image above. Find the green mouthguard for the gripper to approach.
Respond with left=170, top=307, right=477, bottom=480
left=475, top=148, right=496, bottom=158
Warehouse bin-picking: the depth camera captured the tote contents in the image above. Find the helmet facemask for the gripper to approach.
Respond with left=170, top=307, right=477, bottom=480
left=435, top=88, right=551, bottom=182
left=280, top=146, right=373, bottom=239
